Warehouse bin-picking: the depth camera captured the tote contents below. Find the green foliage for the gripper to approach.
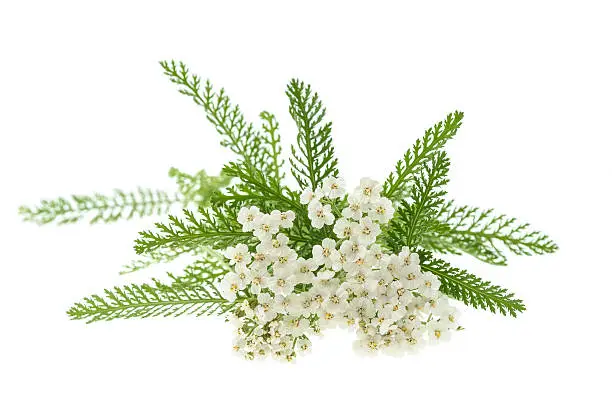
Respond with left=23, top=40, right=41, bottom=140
left=259, top=111, right=285, bottom=183
left=67, top=273, right=233, bottom=323
left=168, top=167, right=231, bottom=206
left=383, top=111, right=463, bottom=201
left=16, top=63, right=556, bottom=324
left=20, top=167, right=228, bottom=226
left=422, top=201, right=558, bottom=265
left=419, top=252, right=526, bottom=317
left=169, top=249, right=232, bottom=289
left=286, top=79, right=339, bottom=190
left=385, top=151, right=450, bottom=250
left=160, top=60, right=280, bottom=182
left=215, top=161, right=300, bottom=212
left=19, top=188, right=179, bottom=225
left=134, top=206, right=253, bottom=256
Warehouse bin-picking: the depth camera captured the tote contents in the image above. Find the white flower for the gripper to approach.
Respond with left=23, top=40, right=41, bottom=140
left=356, top=216, right=381, bottom=245
left=342, top=194, right=368, bottom=220
left=308, top=200, right=335, bottom=229
left=219, top=273, right=246, bottom=302
left=295, top=337, right=312, bottom=355
left=369, top=197, right=394, bottom=223
left=268, top=269, right=297, bottom=296
left=300, top=187, right=323, bottom=204
left=380, top=254, right=402, bottom=279
left=428, top=320, right=452, bottom=343
left=312, top=238, right=338, bottom=267
left=340, top=239, right=366, bottom=262
left=270, top=209, right=296, bottom=229
left=253, top=214, right=280, bottom=241
left=272, top=247, right=298, bottom=275
left=365, top=244, right=385, bottom=268
left=294, top=257, right=317, bottom=283
left=224, top=243, right=252, bottom=266
left=246, top=267, right=270, bottom=294
left=250, top=249, right=272, bottom=270
left=333, top=218, right=359, bottom=240
left=323, top=286, right=349, bottom=313
left=258, top=233, right=290, bottom=258
left=237, top=206, right=262, bottom=231
left=255, top=293, right=278, bottom=322
left=322, top=176, right=346, bottom=199
left=354, top=177, right=382, bottom=204
left=419, top=273, right=441, bottom=298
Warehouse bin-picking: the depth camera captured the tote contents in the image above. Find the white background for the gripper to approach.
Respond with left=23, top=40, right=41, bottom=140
left=1, top=1, right=610, bottom=408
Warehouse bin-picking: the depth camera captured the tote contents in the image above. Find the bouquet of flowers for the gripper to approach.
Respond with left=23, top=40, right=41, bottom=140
left=20, top=61, right=557, bottom=362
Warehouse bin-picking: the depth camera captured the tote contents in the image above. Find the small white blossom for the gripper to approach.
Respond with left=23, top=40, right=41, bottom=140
left=224, top=244, right=252, bottom=266
left=253, top=214, right=279, bottom=241
left=356, top=216, right=381, bottom=245
left=308, top=201, right=335, bottom=229
left=219, top=273, right=246, bottom=302
left=299, top=187, right=323, bottom=204
left=237, top=206, right=262, bottom=231
left=342, top=194, right=368, bottom=220
left=333, top=218, right=359, bottom=240
left=354, top=177, right=382, bottom=204
left=322, top=176, right=346, bottom=199
left=312, top=238, right=338, bottom=267
left=271, top=209, right=296, bottom=229
left=369, top=197, right=394, bottom=223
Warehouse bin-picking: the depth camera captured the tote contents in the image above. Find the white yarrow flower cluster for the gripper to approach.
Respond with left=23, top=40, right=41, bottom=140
left=220, top=177, right=459, bottom=362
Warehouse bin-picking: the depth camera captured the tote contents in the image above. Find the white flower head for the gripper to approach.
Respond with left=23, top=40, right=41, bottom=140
left=269, top=268, right=297, bottom=296
left=369, top=197, right=394, bottom=223
left=308, top=200, right=335, bottom=229
left=312, top=238, right=343, bottom=271
left=300, top=187, right=323, bottom=205
left=339, top=239, right=366, bottom=262
left=270, top=209, right=296, bottom=229
left=333, top=218, right=359, bottom=240
left=342, top=193, right=368, bottom=220
left=219, top=273, right=246, bottom=302
left=356, top=216, right=381, bottom=245
left=237, top=206, right=262, bottom=232
left=322, top=176, right=346, bottom=199
left=224, top=243, right=252, bottom=266
left=253, top=214, right=280, bottom=241
left=354, top=177, right=382, bottom=204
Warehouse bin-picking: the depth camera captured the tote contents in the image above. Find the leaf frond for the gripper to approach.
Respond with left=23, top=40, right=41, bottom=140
left=134, top=206, right=253, bottom=256
left=424, top=200, right=558, bottom=264
left=383, top=111, right=463, bottom=201
left=19, top=188, right=179, bottom=225
left=67, top=274, right=234, bottom=323
left=385, top=151, right=450, bottom=250
left=419, top=252, right=526, bottom=317
left=286, top=79, right=339, bottom=190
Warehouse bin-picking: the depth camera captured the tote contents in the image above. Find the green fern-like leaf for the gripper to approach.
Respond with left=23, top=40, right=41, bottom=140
left=168, top=250, right=232, bottom=289
left=385, top=151, right=450, bottom=250
left=423, top=200, right=558, bottom=264
left=421, top=232, right=508, bottom=266
left=160, top=60, right=279, bottom=179
left=168, top=167, right=231, bottom=206
left=214, top=161, right=302, bottom=213
left=134, top=206, right=253, bottom=256
left=286, top=79, right=339, bottom=190
left=259, top=111, right=285, bottom=183
left=383, top=111, right=463, bottom=201
left=19, top=188, right=179, bottom=225
left=419, top=252, right=526, bottom=317
left=67, top=276, right=233, bottom=323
